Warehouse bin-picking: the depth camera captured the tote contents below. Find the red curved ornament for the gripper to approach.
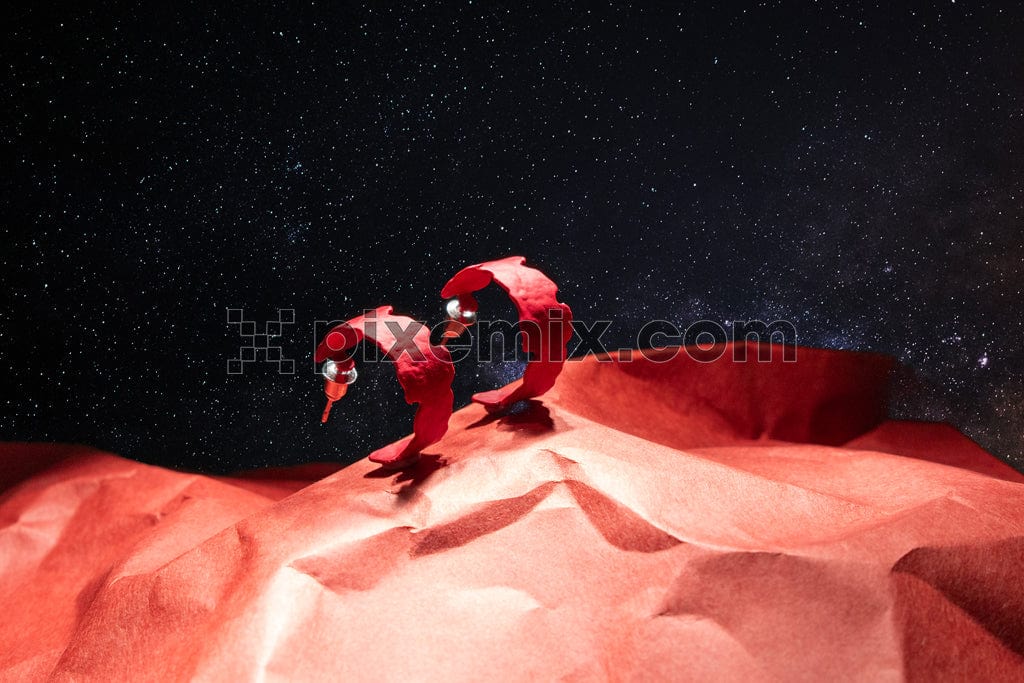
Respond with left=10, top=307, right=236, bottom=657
left=314, top=305, right=455, bottom=468
left=441, top=256, right=573, bottom=411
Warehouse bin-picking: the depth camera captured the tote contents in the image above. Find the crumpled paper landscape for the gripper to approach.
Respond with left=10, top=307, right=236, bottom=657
left=2, top=343, right=1023, bottom=681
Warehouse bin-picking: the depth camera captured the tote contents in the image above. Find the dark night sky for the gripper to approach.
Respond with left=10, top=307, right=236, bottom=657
left=2, top=2, right=1022, bottom=473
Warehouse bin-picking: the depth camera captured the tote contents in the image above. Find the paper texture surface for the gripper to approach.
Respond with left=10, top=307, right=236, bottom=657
left=2, top=344, right=1023, bottom=681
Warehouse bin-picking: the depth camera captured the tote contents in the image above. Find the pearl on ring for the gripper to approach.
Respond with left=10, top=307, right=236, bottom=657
left=322, top=360, right=358, bottom=384
left=446, top=298, right=477, bottom=326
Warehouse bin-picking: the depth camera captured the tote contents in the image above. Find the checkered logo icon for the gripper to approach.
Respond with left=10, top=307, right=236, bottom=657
left=227, top=308, right=296, bottom=374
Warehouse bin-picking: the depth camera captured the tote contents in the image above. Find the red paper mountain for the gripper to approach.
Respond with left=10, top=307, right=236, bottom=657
left=2, top=344, right=1023, bottom=680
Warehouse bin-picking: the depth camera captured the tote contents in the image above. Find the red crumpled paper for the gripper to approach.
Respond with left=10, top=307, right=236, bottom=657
left=2, top=343, right=1023, bottom=681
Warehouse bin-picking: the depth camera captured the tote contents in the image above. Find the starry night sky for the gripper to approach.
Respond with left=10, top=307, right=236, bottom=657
left=3, top=2, right=1022, bottom=473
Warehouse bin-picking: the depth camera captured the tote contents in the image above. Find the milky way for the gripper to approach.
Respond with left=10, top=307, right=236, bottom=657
left=3, top=3, right=1022, bottom=472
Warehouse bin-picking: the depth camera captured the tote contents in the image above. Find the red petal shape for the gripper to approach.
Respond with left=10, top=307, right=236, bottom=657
left=314, top=305, right=455, bottom=467
left=441, top=256, right=573, bottom=410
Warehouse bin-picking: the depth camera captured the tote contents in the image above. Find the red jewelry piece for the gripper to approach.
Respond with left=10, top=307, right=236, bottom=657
left=441, top=256, right=573, bottom=411
left=314, top=305, right=455, bottom=468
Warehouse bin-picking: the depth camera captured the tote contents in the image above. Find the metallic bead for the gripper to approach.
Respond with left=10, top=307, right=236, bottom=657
left=322, top=360, right=357, bottom=384
left=446, top=298, right=477, bottom=326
